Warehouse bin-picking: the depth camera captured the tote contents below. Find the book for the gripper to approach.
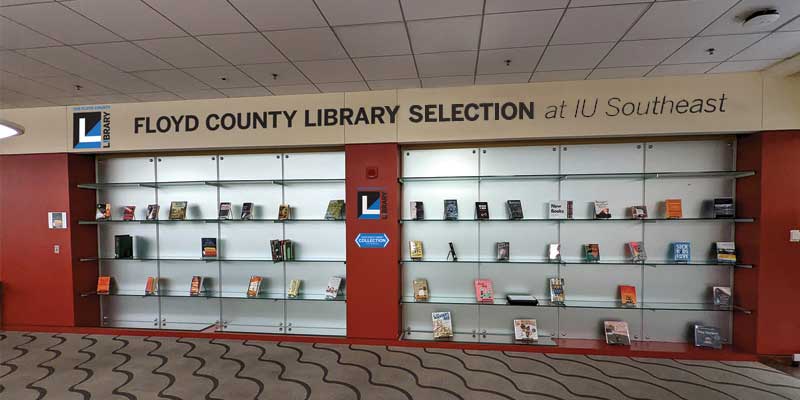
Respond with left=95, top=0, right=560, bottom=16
left=672, top=242, right=691, bottom=262
left=665, top=199, right=683, bottom=219
left=549, top=200, right=573, bottom=219
left=507, top=200, right=524, bottom=220
left=630, top=205, right=648, bottom=219
left=431, top=311, right=453, bottom=339
left=270, top=239, right=283, bottom=262
left=694, top=324, right=723, bottom=349
left=190, top=276, right=203, bottom=296
left=443, top=199, right=458, bottom=220
left=496, top=242, right=510, bottom=261
left=549, top=278, right=565, bottom=303
left=96, top=203, right=111, bottom=220
left=283, top=240, right=295, bottom=261
left=247, top=276, right=262, bottom=298
left=115, top=235, right=133, bottom=259
left=446, top=242, right=457, bottom=261
left=410, top=201, right=425, bottom=220
left=413, top=279, right=429, bottom=301
left=325, top=276, right=342, bottom=300
left=584, top=243, right=600, bottom=262
left=145, top=277, right=158, bottom=295
left=604, top=321, right=631, bottom=345
left=716, top=242, right=736, bottom=264
left=97, top=276, right=111, bottom=295
left=288, top=279, right=301, bottom=298
left=475, top=202, right=489, bottom=220
left=713, top=198, right=735, bottom=219
left=513, top=319, right=539, bottom=342
left=506, top=294, right=539, bottom=305
left=146, top=204, right=160, bottom=220
left=324, top=200, right=345, bottom=220
left=241, top=202, right=254, bottom=220
left=278, top=204, right=291, bottom=220
left=409, top=240, right=424, bottom=260
left=594, top=200, right=611, bottom=219
left=713, top=286, right=732, bottom=306
left=548, top=243, right=561, bottom=261
left=627, top=241, right=646, bottom=262
left=201, top=238, right=217, bottom=259
left=169, top=201, right=187, bottom=220
left=619, top=285, right=637, bottom=305
left=218, top=202, right=232, bottom=220
left=122, top=205, right=136, bottom=221
left=474, top=279, right=494, bottom=303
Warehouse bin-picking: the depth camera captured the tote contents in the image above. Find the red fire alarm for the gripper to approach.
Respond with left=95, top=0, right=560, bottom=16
left=366, top=166, right=379, bottom=179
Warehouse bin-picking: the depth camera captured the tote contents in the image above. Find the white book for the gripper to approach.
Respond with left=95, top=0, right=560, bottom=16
left=549, top=200, right=573, bottom=219
left=325, top=276, right=343, bottom=299
left=514, top=319, right=539, bottom=341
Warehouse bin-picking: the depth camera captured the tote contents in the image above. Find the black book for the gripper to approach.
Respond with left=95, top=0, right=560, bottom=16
left=241, top=202, right=253, bottom=220
left=506, top=200, right=524, bottom=220
left=475, top=202, right=489, bottom=220
left=270, top=239, right=283, bottom=262
left=694, top=324, right=723, bottom=349
left=444, top=199, right=458, bottom=220
left=115, top=235, right=133, bottom=259
left=410, top=201, right=425, bottom=220
left=713, top=198, right=735, bottom=218
left=506, top=294, right=539, bottom=305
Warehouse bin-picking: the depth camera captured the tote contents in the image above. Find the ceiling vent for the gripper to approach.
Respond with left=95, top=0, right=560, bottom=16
left=742, top=9, right=781, bottom=28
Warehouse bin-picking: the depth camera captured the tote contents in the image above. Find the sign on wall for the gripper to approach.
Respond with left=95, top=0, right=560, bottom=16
left=355, top=233, right=390, bottom=249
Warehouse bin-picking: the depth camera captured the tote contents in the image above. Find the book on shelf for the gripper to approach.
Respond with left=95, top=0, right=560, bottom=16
left=409, top=240, right=424, bottom=260
left=97, top=276, right=111, bottom=295
left=122, top=205, right=136, bottom=221
left=475, top=202, right=489, bottom=220
left=446, top=242, right=457, bottom=261
left=169, top=201, right=187, bottom=220
left=278, top=204, right=291, bottom=220
left=443, top=199, right=459, bottom=220
left=218, top=202, right=232, bottom=220
left=672, top=242, right=691, bottom=263
left=145, top=277, right=158, bottom=295
left=288, top=279, right=301, bottom=298
left=201, top=238, right=217, bottom=259
left=626, top=241, right=646, bottom=262
left=115, top=235, right=133, bottom=259
left=190, top=276, right=203, bottom=296
left=496, top=242, right=510, bottom=261
left=713, top=286, right=732, bottom=307
left=241, top=202, right=254, bottom=220
left=146, top=204, right=160, bottom=221
left=716, top=242, right=736, bottom=264
left=474, top=279, right=494, bottom=303
left=270, top=239, right=283, bottom=262
left=713, top=198, right=735, bottom=219
left=630, top=205, right=648, bottom=219
left=413, top=279, right=429, bottom=301
left=431, top=311, right=453, bottom=339
left=549, top=278, right=565, bottom=303
left=283, top=240, right=295, bottom=261
left=514, top=319, right=539, bottom=342
left=247, top=276, right=262, bottom=298
left=584, top=243, right=600, bottom=262
left=604, top=321, right=631, bottom=346
left=549, top=200, right=573, bottom=219
left=325, top=276, right=342, bottom=300
left=694, top=324, right=723, bottom=349
left=506, top=294, right=539, bottom=305
left=410, top=201, right=424, bottom=220
left=96, top=203, right=111, bottom=221
left=507, top=200, right=524, bottom=220
left=548, top=243, right=561, bottom=262
left=619, top=285, right=637, bottom=306
left=594, top=200, right=611, bottom=219
left=324, top=200, right=345, bottom=220
left=665, top=199, right=683, bottom=219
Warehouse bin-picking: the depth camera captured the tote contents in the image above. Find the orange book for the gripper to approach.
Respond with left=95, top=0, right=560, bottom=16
left=190, top=276, right=203, bottom=296
left=97, top=276, right=111, bottom=295
left=145, top=277, right=158, bottom=295
left=619, top=285, right=637, bottom=305
left=665, top=199, right=682, bottom=219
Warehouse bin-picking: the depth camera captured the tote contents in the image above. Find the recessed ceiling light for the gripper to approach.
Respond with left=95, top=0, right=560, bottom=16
left=742, top=9, right=780, bottom=28
left=0, top=119, right=24, bottom=139
left=220, top=76, right=228, bottom=81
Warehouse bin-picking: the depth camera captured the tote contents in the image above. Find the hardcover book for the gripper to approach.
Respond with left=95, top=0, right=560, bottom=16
left=665, top=199, right=683, bottom=219
left=446, top=242, right=457, bottom=261
left=169, top=201, right=187, bottom=220
left=506, top=294, right=539, bottom=305
left=146, top=204, right=160, bottom=221
left=115, top=235, right=133, bottom=259
left=145, top=277, right=158, bottom=295
left=604, top=321, right=631, bottom=346
left=431, top=311, right=453, bottom=339
left=548, top=243, right=561, bottom=261
left=507, top=200, right=524, bottom=220
left=713, top=286, right=732, bottom=307
left=278, top=204, right=291, bottom=220
left=716, top=242, right=737, bottom=264
left=443, top=199, right=459, bottom=220
left=97, top=276, right=111, bottom=295
left=584, top=243, right=600, bottom=262
left=694, top=325, right=723, bottom=349
left=713, top=198, right=735, bottom=219
left=325, top=276, right=343, bottom=299
left=475, top=202, right=489, bottom=220
left=619, top=285, right=637, bottom=305
left=672, top=242, right=691, bottom=262
left=324, top=200, right=345, bottom=220
left=122, top=206, right=136, bottom=221
left=626, top=241, right=646, bottom=262
left=409, top=240, right=424, bottom=260
left=241, top=202, right=254, bottom=220
left=630, top=205, right=648, bottom=219
left=190, top=276, right=203, bottom=296
left=413, top=279, right=429, bottom=301
left=549, top=200, right=573, bottom=219
left=218, top=202, right=232, bottom=220
left=594, top=200, right=611, bottom=219
left=410, top=201, right=425, bottom=220
left=270, top=239, right=283, bottom=262
left=474, top=279, right=494, bottom=303
left=288, top=279, right=301, bottom=298
left=247, top=276, right=262, bottom=298
left=96, top=203, right=111, bottom=220
left=514, top=319, right=539, bottom=342
left=201, top=238, right=217, bottom=259
left=496, top=242, right=510, bottom=261
left=282, top=240, right=295, bottom=261
left=549, top=278, right=565, bottom=303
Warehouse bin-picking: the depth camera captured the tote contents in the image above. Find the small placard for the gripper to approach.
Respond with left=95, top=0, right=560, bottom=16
left=48, top=212, right=67, bottom=229
left=355, top=233, right=390, bottom=248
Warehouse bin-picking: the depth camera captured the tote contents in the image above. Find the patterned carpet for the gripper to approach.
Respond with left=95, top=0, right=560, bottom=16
left=1, top=331, right=799, bottom=400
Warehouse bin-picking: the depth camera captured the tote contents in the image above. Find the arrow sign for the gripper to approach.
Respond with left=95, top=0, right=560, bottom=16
left=355, top=233, right=390, bottom=249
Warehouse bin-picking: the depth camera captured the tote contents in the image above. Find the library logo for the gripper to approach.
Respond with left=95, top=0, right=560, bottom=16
left=357, top=191, right=387, bottom=220
left=73, top=106, right=111, bottom=149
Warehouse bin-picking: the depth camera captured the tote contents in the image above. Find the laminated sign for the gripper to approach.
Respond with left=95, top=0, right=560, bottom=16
left=355, top=233, right=390, bottom=249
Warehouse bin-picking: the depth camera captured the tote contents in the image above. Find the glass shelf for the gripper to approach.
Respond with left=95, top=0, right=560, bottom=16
left=84, top=290, right=345, bottom=301
left=80, top=218, right=344, bottom=224
left=398, top=170, right=755, bottom=183
left=77, top=178, right=345, bottom=189
left=401, top=296, right=748, bottom=312
left=400, top=331, right=558, bottom=346
left=81, top=257, right=345, bottom=263
left=400, top=218, right=754, bottom=223
left=400, top=259, right=751, bottom=268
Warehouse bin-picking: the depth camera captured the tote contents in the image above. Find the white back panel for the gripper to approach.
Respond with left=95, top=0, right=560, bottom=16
left=97, top=157, right=155, bottom=183
left=283, top=152, right=344, bottom=179
left=479, top=145, right=559, bottom=175
left=560, top=143, right=644, bottom=174
left=645, top=140, right=734, bottom=172
left=402, top=148, right=478, bottom=177
left=218, top=153, right=282, bottom=180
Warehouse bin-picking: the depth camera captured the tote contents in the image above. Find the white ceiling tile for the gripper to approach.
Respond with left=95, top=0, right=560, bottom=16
left=0, top=71, right=70, bottom=97
left=0, top=51, right=67, bottom=78
left=481, top=9, right=563, bottom=49
left=625, top=0, right=738, bottom=40
left=537, top=42, right=615, bottom=71
left=268, top=84, right=319, bottom=95
left=531, top=69, right=591, bottom=82
left=133, top=69, right=211, bottom=91
left=130, top=91, right=183, bottom=102
left=485, top=0, right=568, bottom=13
left=317, top=81, right=369, bottom=93
left=368, top=78, right=420, bottom=90
left=145, top=0, right=253, bottom=35
left=703, top=0, right=800, bottom=36
left=416, top=51, right=477, bottom=77
left=552, top=4, right=649, bottom=45
left=228, top=0, right=326, bottom=30
left=408, top=16, right=481, bottom=53
left=781, top=15, right=800, bottom=31
left=335, top=23, right=410, bottom=58
left=475, top=73, right=531, bottom=85
left=421, top=75, right=474, bottom=88
left=44, top=96, right=91, bottom=106
left=19, top=46, right=119, bottom=76
left=570, top=0, right=654, bottom=5
left=296, top=59, right=362, bottom=83
left=588, top=66, right=651, bottom=79
left=664, top=34, right=765, bottom=64
left=600, top=38, right=688, bottom=67
left=316, top=0, right=402, bottom=26
left=37, top=75, right=117, bottom=95
left=0, top=0, right=55, bottom=5
left=0, top=16, right=61, bottom=49
left=183, top=66, right=258, bottom=89
left=82, top=94, right=135, bottom=104
left=87, top=70, right=164, bottom=93
left=266, top=28, right=347, bottom=61
left=75, top=42, right=171, bottom=72
left=239, top=62, right=310, bottom=86
left=135, top=37, right=227, bottom=68
left=63, top=0, right=184, bottom=40
left=174, top=89, right=224, bottom=100
left=198, top=33, right=285, bottom=65
left=647, top=63, right=718, bottom=76
left=731, top=31, right=800, bottom=61
left=709, top=59, right=782, bottom=73
left=0, top=2, right=120, bottom=44
left=353, top=55, right=417, bottom=80
left=401, top=0, right=483, bottom=20
left=477, top=47, right=544, bottom=74
left=219, top=86, right=271, bottom=98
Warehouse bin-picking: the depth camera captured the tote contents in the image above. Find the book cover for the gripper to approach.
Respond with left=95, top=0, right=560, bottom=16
left=278, top=204, right=291, bottom=220
left=713, top=198, right=735, bottom=219
left=241, top=202, right=254, bottom=220
left=474, top=279, right=494, bottom=303
left=507, top=200, right=524, bottom=220
left=594, top=200, right=611, bottom=219
left=325, top=276, right=343, bottom=299
left=694, top=325, right=723, bottom=349
left=282, top=240, right=294, bottom=261
left=585, top=243, right=600, bottom=262
left=169, top=201, right=187, bottom=220
left=270, top=239, right=283, bottom=262
left=114, top=235, right=133, bottom=259
left=145, top=277, right=158, bottom=295
left=190, top=276, right=203, bottom=296
left=146, top=204, right=160, bottom=221
left=447, top=242, right=457, bottom=261
left=507, top=294, right=539, bottom=305
left=410, top=201, right=425, bottom=220
left=665, top=199, right=683, bottom=219
left=443, top=199, right=459, bottom=220
left=619, top=285, right=637, bottom=305
left=604, top=321, right=631, bottom=346
left=513, top=319, right=539, bottom=342
left=713, top=286, right=732, bottom=306
left=672, top=242, right=691, bottom=262
left=431, top=311, right=453, bottom=339
left=409, top=240, right=424, bottom=260
left=218, top=202, right=232, bottom=220
left=548, top=243, right=561, bottom=261
left=288, top=279, right=301, bottom=298
left=122, top=205, right=136, bottom=221
left=324, top=200, right=345, bottom=220
left=549, top=278, right=565, bottom=303
left=201, top=238, right=217, bottom=259
left=247, top=276, right=262, bottom=298
left=48, top=212, right=67, bottom=229
left=716, top=242, right=736, bottom=264
left=549, top=200, right=573, bottom=219
left=475, top=202, right=489, bottom=220
left=413, top=279, right=429, bottom=301
left=627, top=241, right=647, bottom=262
left=97, top=276, right=111, bottom=295
left=496, top=242, right=510, bottom=261
left=96, top=203, right=111, bottom=220
left=630, top=205, right=648, bottom=219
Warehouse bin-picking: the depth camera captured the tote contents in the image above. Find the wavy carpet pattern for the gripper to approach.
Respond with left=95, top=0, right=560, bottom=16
left=1, top=331, right=798, bottom=400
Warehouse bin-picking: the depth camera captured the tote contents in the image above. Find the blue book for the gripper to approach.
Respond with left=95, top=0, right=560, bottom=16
left=672, top=242, right=691, bottom=263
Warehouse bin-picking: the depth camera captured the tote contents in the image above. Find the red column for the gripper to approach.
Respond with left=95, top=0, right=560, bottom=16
left=345, top=144, right=400, bottom=339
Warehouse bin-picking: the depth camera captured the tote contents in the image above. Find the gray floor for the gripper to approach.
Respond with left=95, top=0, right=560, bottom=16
left=1, top=331, right=799, bottom=400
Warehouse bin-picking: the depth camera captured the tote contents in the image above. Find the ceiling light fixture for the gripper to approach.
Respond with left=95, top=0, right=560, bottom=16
left=742, top=9, right=780, bottom=28
left=0, top=119, right=24, bottom=139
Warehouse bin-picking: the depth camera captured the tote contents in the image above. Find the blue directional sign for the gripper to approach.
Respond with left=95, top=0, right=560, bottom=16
left=355, top=233, right=390, bottom=249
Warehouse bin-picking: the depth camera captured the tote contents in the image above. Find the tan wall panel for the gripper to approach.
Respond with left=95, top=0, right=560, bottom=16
left=762, top=74, right=800, bottom=131
left=0, top=107, right=67, bottom=154
left=344, top=90, right=398, bottom=143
